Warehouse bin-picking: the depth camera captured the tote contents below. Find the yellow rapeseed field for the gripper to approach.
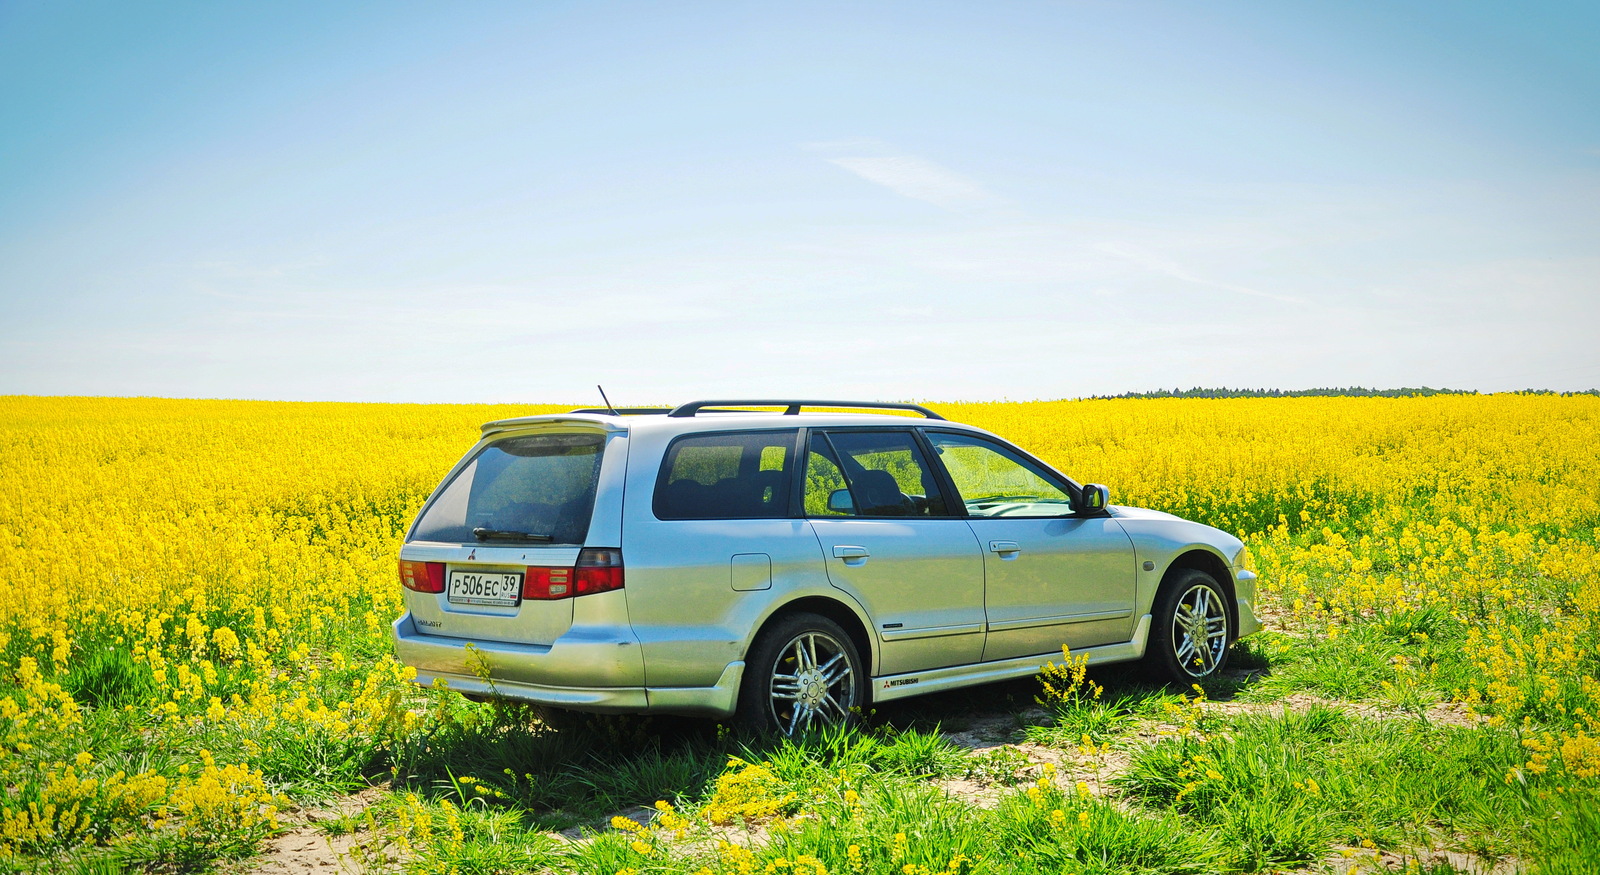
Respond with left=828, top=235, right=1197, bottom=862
left=1, top=393, right=1596, bottom=869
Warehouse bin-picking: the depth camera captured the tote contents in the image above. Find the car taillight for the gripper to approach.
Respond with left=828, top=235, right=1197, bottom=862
left=574, top=547, right=624, bottom=596
left=522, top=566, right=574, bottom=600
left=521, top=550, right=623, bottom=599
left=399, top=559, right=445, bottom=593
left=404, top=552, right=621, bottom=601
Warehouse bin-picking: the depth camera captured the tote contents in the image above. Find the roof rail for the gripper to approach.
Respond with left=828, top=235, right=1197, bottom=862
left=568, top=407, right=674, bottom=416
left=666, top=400, right=946, bottom=420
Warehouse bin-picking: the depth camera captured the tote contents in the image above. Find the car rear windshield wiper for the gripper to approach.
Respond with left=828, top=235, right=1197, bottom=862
left=472, top=527, right=553, bottom=542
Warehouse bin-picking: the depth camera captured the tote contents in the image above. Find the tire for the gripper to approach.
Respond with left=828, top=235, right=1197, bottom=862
left=737, top=613, right=866, bottom=736
left=1145, top=568, right=1233, bottom=684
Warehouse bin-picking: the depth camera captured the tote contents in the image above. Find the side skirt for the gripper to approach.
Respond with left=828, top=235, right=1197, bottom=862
left=871, top=614, right=1152, bottom=703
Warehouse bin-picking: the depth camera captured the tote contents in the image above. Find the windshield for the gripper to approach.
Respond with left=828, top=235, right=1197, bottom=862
left=410, top=432, right=605, bottom=545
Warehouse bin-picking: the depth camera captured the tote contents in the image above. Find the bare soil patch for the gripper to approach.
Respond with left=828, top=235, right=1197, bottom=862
left=252, top=787, right=385, bottom=875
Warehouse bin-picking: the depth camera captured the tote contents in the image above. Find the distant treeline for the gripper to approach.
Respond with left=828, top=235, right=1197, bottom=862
left=1088, top=387, right=1600, bottom=400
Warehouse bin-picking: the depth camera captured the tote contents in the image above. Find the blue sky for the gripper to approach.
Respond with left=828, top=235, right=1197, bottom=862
left=1, top=1, right=1596, bottom=403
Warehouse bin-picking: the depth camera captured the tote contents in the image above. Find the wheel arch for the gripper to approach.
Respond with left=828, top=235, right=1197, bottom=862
left=1160, top=548, right=1238, bottom=634
left=749, top=596, right=875, bottom=682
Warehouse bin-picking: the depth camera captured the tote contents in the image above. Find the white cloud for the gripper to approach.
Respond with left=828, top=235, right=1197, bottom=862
left=827, top=155, right=999, bottom=209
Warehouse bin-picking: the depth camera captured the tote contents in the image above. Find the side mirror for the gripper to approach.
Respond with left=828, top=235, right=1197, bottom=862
left=1080, top=484, right=1109, bottom=513
left=827, top=488, right=855, bottom=513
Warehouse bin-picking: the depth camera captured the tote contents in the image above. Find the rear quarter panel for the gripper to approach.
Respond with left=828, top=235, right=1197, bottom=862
left=619, top=425, right=855, bottom=687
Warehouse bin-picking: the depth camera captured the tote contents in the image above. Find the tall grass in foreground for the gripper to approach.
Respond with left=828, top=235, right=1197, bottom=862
left=0, top=394, right=1596, bottom=872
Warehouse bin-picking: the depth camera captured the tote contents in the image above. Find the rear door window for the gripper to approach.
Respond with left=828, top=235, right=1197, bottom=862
left=654, top=430, right=797, bottom=520
left=805, top=430, right=951, bottom=517
left=410, top=432, right=605, bottom=545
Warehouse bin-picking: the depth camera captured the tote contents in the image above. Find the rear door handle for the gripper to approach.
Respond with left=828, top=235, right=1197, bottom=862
left=989, top=540, right=1021, bottom=559
left=832, top=545, right=869, bottom=566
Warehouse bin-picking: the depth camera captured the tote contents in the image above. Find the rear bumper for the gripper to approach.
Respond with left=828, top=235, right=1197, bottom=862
left=391, top=614, right=744, bottom=717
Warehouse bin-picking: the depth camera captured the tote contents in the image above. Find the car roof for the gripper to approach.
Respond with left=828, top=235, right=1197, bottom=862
left=480, top=409, right=987, bottom=438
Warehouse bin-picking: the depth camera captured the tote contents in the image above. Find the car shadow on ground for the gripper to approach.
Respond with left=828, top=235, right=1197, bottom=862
left=868, top=648, right=1276, bottom=733
left=378, top=643, right=1282, bottom=834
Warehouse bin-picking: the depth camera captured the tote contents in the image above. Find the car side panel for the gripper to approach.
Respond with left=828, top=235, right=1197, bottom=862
left=619, top=426, right=842, bottom=688
left=969, top=516, right=1137, bottom=661
left=808, top=518, right=987, bottom=674
left=622, top=517, right=834, bottom=687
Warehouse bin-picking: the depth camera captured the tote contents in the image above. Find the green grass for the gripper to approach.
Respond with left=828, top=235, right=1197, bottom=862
left=988, top=789, right=1228, bottom=875
left=1124, top=705, right=1511, bottom=866
left=1025, top=686, right=1181, bottom=747
left=26, top=643, right=1600, bottom=875
left=389, top=707, right=730, bottom=819
left=319, top=616, right=1600, bottom=875
left=962, top=746, right=1035, bottom=786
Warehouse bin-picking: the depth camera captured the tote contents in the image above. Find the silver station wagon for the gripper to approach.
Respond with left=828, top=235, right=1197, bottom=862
left=393, top=400, right=1261, bottom=734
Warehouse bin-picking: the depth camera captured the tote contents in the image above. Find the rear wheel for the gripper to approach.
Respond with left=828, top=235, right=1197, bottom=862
left=738, top=613, right=865, bottom=735
left=1145, top=569, right=1233, bottom=683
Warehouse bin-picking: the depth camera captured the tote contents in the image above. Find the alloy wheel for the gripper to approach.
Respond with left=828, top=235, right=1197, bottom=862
left=1171, top=583, right=1229, bottom=677
left=767, top=630, right=858, bottom=735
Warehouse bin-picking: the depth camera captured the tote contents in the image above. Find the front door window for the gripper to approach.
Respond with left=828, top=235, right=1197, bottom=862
left=926, top=433, right=1075, bottom=517
left=926, top=431, right=1134, bottom=659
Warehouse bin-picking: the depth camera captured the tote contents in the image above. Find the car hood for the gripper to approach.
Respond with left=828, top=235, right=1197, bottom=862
left=1107, top=505, right=1184, bottom=522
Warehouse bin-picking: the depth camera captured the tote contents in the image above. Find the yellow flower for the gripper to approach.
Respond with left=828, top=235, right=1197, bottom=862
left=3, top=394, right=1599, bottom=857
left=611, top=815, right=645, bottom=833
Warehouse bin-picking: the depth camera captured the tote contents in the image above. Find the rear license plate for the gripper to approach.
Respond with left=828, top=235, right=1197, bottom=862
left=447, top=570, right=523, bottom=607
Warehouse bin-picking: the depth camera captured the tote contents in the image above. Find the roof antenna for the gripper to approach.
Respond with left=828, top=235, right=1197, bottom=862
left=596, top=384, right=620, bottom=416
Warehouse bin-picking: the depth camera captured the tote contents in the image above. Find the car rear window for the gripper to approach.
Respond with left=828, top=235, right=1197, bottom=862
left=410, top=432, right=605, bottom=545
left=654, top=430, right=796, bottom=520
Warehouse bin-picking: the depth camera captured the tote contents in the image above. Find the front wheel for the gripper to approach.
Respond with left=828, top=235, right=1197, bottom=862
left=737, top=613, right=865, bottom=736
left=1145, top=569, right=1233, bottom=684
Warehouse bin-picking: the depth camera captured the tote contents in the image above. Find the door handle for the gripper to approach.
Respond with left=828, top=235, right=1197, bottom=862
left=832, top=545, right=869, bottom=566
left=989, top=540, right=1021, bottom=559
